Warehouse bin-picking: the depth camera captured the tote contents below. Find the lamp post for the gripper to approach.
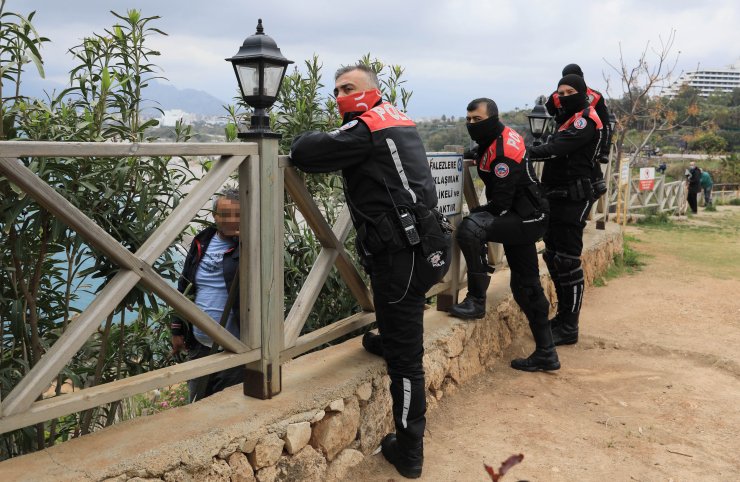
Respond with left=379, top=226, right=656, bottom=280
left=227, top=20, right=292, bottom=400
left=526, top=96, right=551, bottom=146
left=226, top=19, right=293, bottom=138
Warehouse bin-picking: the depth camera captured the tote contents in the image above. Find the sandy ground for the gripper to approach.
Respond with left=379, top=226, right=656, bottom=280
left=348, top=208, right=740, bottom=481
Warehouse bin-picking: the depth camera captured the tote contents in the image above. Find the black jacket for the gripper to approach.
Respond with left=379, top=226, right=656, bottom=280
left=170, top=227, right=239, bottom=345
left=547, top=87, right=612, bottom=157
left=290, top=102, right=437, bottom=221
left=687, top=167, right=702, bottom=193
left=473, top=122, right=545, bottom=217
left=528, top=108, right=603, bottom=187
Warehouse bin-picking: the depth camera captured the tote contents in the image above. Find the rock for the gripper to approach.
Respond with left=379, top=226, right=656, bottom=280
left=284, top=422, right=312, bottom=455
left=274, top=445, right=327, bottom=482
left=248, top=433, right=285, bottom=469
left=442, top=378, right=458, bottom=398
left=327, top=398, right=344, bottom=412
left=310, top=410, right=325, bottom=424
left=423, top=348, right=450, bottom=391
left=218, top=442, right=240, bottom=460
left=255, top=465, right=279, bottom=482
left=433, top=388, right=444, bottom=400
left=310, top=397, right=360, bottom=461
left=355, top=382, right=373, bottom=402
left=163, top=469, right=192, bottom=482
left=325, top=448, right=364, bottom=482
left=426, top=394, right=439, bottom=411
left=358, top=378, right=393, bottom=454
left=127, top=478, right=162, bottom=482
left=448, top=344, right=482, bottom=384
left=228, top=452, right=256, bottom=482
left=240, top=437, right=259, bottom=454
left=205, top=459, right=232, bottom=482
left=442, top=326, right=466, bottom=358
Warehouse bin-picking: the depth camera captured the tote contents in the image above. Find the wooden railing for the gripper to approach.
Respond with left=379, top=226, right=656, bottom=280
left=606, top=162, right=685, bottom=217
left=0, top=140, right=500, bottom=436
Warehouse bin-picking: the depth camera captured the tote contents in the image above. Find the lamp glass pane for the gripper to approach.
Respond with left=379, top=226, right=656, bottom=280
left=530, top=117, right=546, bottom=135
left=236, top=64, right=260, bottom=96
left=263, top=64, right=285, bottom=97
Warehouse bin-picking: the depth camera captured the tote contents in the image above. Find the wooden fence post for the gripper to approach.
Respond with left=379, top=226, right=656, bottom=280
left=243, top=137, right=284, bottom=399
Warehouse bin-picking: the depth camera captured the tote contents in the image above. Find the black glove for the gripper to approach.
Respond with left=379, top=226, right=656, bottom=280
left=463, top=145, right=478, bottom=160
left=598, top=153, right=610, bottom=164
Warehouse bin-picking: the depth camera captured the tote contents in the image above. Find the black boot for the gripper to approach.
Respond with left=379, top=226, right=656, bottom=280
left=511, top=322, right=560, bottom=372
left=362, top=331, right=384, bottom=357
left=549, top=311, right=565, bottom=330
left=552, top=311, right=579, bottom=346
left=449, top=273, right=490, bottom=320
left=381, top=433, right=423, bottom=479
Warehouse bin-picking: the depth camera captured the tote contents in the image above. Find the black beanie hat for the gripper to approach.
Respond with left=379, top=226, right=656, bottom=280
left=558, top=74, right=587, bottom=94
left=562, top=63, right=584, bottom=77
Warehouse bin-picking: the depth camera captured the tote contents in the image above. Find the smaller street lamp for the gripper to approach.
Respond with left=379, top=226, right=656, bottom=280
left=226, top=19, right=293, bottom=138
left=527, top=95, right=551, bottom=146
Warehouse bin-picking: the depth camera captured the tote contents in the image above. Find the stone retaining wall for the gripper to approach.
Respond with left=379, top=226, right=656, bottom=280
left=0, top=224, right=622, bottom=482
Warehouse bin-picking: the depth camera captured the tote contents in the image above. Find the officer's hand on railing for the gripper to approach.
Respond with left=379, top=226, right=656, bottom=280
left=463, top=145, right=478, bottom=160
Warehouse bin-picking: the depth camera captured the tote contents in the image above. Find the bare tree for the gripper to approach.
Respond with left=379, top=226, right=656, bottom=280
left=604, top=29, right=683, bottom=166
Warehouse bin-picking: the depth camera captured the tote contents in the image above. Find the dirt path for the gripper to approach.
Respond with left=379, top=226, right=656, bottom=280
left=349, top=207, right=740, bottom=481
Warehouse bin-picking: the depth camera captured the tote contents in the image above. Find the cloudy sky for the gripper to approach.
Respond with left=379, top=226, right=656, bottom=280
left=15, top=0, right=740, bottom=118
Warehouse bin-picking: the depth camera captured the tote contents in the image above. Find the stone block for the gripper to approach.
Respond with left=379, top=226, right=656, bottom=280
left=310, top=397, right=360, bottom=461
left=254, top=465, right=279, bottom=482
left=218, top=442, right=240, bottom=460
left=163, top=469, right=192, bottom=482
left=325, top=448, right=364, bottom=482
left=205, top=459, right=231, bottom=482
left=274, top=445, right=327, bottom=482
left=248, top=433, right=285, bottom=470
left=228, top=452, right=255, bottom=482
left=442, top=326, right=466, bottom=358
left=423, top=348, right=450, bottom=391
left=310, top=410, right=325, bottom=424
left=327, top=398, right=344, bottom=412
left=240, top=436, right=259, bottom=454
left=358, top=380, right=393, bottom=454
left=284, top=422, right=311, bottom=455
left=355, top=381, right=373, bottom=402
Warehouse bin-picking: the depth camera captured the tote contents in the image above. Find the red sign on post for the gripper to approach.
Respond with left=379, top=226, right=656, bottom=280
left=639, top=167, right=655, bottom=191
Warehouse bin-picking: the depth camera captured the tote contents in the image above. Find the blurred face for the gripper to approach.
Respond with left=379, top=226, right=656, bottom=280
left=557, top=84, right=578, bottom=97
left=466, top=103, right=489, bottom=124
left=214, top=198, right=240, bottom=238
left=334, top=69, right=375, bottom=98
left=689, top=162, right=696, bottom=169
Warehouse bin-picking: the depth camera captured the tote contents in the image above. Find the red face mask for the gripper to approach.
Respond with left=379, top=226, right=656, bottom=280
left=337, top=89, right=382, bottom=118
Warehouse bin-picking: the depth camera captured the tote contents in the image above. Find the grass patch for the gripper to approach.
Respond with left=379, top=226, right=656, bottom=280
left=594, top=234, right=645, bottom=286
left=704, top=204, right=717, bottom=212
left=637, top=211, right=673, bottom=226
left=728, top=198, right=740, bottom=206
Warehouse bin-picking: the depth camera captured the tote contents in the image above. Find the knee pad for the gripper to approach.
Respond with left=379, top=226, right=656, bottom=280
left=553, top=252, right=582, bottom=286
left=457, top=216, right=489, bottom=273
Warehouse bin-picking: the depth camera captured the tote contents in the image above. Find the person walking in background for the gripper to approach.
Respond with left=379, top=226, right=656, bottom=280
left=700, top=168, right=714, bottom=206
left=685, top=161, right=702, bottom=213
left=290, top=63, right=451, bottom=479
left=170, top=187, right=243, bottom=402
left=528, top=73, right=603, bottom=347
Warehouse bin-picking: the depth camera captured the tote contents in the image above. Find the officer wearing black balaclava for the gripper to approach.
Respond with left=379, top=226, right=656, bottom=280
left=545, top=64, right=613, bottom=199
left=529, top=74, right=604, bottom=346
left=449, top=98, right=559, bottom=372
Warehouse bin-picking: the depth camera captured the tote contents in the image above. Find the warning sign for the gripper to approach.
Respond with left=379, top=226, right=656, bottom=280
left=639, top=167, right=655, bottom=191
left=427, top=153, right=464, bottom=216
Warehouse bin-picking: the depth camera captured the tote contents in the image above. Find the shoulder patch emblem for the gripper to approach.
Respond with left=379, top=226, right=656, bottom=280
left=574, top=117, right=588, bottom=130
left=339, top=119, right=358, bottom=131
left=494, top=162, right=510, bottom=178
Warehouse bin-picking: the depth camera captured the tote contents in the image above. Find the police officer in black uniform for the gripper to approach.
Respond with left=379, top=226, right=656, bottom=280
left=290, top=64, right=450, bottom=479
left=529, top=74, right=604, bottom=346
left=449, top=98, right=559, bottom=371
left=546, top=63, right=612, bottom=198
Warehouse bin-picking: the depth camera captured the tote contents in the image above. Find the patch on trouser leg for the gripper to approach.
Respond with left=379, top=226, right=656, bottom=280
left=401, top=377, right=411, bottom=428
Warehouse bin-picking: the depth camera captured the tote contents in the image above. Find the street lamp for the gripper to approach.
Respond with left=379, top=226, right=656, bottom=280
left=526, top=96, right=551, bottom=146
left=226, top=19, right=293, bottom=137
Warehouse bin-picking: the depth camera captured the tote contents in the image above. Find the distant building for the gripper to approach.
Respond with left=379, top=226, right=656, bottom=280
left=159, top=109, right=197, bottom=126
left=662, top=61, right=740, bottom=97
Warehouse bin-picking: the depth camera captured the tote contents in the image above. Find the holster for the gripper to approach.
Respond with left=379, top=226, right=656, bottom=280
left=546, top=178, right=593, bottom=201
left=357, top=212, right=406, bottom=255
left=411, top=204, right=452, bottom=257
